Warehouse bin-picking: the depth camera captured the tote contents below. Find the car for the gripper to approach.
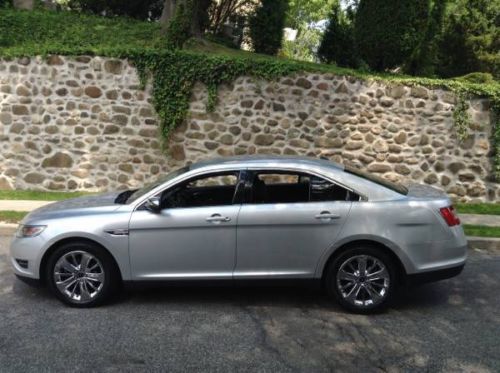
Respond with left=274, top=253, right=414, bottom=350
left=10, top=156, right=467, bottom=312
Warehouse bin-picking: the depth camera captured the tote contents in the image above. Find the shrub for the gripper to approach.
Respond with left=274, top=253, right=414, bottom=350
left=455, top=72, right=495, bottom=84
left=437, top=0, right=500, bottom=79
left=354, top=0, right=430, bottom=71
left=317, top=2, right=357, bottom=68
left=248, top=0, right=288, bottom=56
left=66, top=0, right=163, bottom=20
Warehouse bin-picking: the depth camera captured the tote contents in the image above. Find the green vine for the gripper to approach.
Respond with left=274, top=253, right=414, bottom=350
left=132, top=50, right=306, bottom=146
left=452, top=92, right=472, bottom=142
left=492, top=103, right=500, bottom=181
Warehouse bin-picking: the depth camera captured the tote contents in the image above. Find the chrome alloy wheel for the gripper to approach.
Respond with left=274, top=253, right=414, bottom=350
left=336, top=255, right=390, bottom=308
left=53, top=250, right=105, bottom=303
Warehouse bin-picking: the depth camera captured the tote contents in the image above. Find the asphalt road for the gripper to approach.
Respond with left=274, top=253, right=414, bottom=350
left=1, top=235, right=499, bottom=373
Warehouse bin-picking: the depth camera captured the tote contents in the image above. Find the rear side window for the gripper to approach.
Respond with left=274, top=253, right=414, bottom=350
left=345, top=166, right=408, bottom=195
left=249, top=171, right=359, bottom=204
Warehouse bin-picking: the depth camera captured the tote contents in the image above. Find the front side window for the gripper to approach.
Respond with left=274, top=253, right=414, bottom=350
left=249, top=171, right=359, bottom=204
left=161, top=172, right=240, bottom=209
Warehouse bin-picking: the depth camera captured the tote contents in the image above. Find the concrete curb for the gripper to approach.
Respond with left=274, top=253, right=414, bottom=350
left=0, top=224, right=499, bottom=251
left=0, top=200, right=53, bottom=212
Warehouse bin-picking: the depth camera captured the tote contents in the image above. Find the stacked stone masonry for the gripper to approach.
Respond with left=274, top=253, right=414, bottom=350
left=0, top=56, right=497, bottom=201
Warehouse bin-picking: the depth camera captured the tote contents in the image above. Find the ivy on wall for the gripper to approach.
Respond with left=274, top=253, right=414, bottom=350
left=130, top=49, right=500, bottom=181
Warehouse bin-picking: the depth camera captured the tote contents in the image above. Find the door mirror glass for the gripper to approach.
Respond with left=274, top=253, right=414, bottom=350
left=145, top=197, right=161, bottom=213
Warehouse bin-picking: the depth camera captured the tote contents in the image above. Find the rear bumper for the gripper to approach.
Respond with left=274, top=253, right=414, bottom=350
left=406, top=263, right=465, bottom=286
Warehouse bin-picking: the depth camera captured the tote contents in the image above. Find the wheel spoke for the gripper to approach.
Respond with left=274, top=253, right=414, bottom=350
left=365, top=283, right=382, bottom=302
left=79, top=282, right=91, bottom=301
left=357, top=256, right=367, bottom=275
left=85, top=272, right=104, bottom=283
left=53, top=250, right=105, bottom=303
left=366, top=268, right=389, bottom=282
left=60, top=258, right=78, bottom=274
left=338, top=269, right=358, bottom=282
left=80, top=253, right=93, bottom=272
left=345, top=283, right=361, bottom=303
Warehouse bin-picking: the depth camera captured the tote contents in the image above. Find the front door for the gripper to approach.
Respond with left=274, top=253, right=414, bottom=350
left=234, top=170, right=353, bottom=279
left=129, top=171, right=243, bottom=280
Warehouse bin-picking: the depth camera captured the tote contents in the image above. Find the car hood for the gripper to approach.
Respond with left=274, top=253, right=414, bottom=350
left=22, top=192, right=122, bottom=223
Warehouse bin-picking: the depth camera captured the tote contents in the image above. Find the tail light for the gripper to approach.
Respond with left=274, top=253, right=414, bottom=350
left=439, top=206, right=461, bottom=226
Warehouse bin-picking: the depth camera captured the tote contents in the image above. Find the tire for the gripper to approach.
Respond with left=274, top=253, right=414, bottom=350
left=325, top=245, right=397, bottom=314
left=45, top=240, right=120, bottom=307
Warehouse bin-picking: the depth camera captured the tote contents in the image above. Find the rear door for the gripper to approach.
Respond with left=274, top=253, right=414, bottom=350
left=234, top=170, right=354, bottom=279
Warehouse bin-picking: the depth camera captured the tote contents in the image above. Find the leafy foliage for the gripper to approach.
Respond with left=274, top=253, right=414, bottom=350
left=405, top=0, right=447, bottom=76
left=248, top=0, right=288, bottom=55
left=64, top=0, right=163, bottom=20
left=1, top=8, right=500, bottom=179
left=438, top=0, right=500, bottom=79
left=285, top=0, right=336, bottom=29
left=280, top=27, right=322, bottom=63
left=0, top=8, right=161, bottom=54
left=165, top=0, right=194, bottom=49
left=317, top=2, right=357, bottom=68
left=354, top=0, right=430, bottom=71
left=452, top=93, right=472, bottom=142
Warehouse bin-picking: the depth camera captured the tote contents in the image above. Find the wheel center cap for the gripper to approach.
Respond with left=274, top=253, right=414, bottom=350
left=359, top=276, right=366, bottom=283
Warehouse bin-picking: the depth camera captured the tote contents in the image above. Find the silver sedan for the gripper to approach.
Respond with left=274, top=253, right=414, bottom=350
left=10, top=156, right=467, bottom=313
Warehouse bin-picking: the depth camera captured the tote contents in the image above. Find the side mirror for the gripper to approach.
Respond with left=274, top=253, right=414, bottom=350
left=144, top=197, right=161, bottom=213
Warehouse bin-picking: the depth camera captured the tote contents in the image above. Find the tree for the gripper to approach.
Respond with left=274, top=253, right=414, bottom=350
left=317, top=2, right=357, bottom=68
left=249, top=0, right=288, bottom=55
left=354, top=0, right=430, bottom=71
left=207, top=0, right=259, bottom=35
left=285, top=0, right=336, bottom=29
left=437, top=0, right=500, bottom=78
left=160, top=0, right=212, bottom=36
left=13, top=0, right=33, bottom=9
left=67, top=0, right=163, bottom=20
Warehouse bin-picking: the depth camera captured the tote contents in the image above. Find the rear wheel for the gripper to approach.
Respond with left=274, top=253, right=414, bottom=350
left=325, top=245, right=397, bottom=313
left=46, top=241, right=119, bottom=307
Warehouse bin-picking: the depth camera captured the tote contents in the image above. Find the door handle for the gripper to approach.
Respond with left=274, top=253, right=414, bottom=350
left=206, top=214, right=231, bottom=223
left=315, top=211, right=340, bottom=220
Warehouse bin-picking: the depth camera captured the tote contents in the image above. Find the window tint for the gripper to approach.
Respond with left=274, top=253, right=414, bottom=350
left=161, top=172, right=239, bottom=209
left=250, top=171, right=359, bottom=204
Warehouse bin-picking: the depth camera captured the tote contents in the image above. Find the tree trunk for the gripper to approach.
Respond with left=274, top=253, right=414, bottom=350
left=160, top=0, right=178, bottom=34
left=13, top=0, right=34, bottom=10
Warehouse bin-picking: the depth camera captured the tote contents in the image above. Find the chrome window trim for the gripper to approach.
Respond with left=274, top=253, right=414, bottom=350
left=131, top=167, right=247, bottom=212
left=244, top=166, right=367, bottom=202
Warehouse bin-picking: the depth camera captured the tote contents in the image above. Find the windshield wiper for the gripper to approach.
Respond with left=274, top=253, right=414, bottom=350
left=114, top=190, right=137, bottom=204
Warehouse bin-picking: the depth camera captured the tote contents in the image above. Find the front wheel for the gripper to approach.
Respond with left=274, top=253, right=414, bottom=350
left=325, top=246, right=397, bottom=313
left=46, top=241, right=119, bottom=307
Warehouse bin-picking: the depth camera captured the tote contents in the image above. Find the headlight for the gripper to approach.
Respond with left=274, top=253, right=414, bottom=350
left=16, top=225, right=47, bottom=238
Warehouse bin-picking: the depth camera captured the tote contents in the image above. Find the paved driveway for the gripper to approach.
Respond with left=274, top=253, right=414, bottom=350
left=0, top=235, right=499, bottom=372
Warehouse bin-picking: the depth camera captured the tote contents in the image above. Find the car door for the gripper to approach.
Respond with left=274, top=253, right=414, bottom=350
left=129, top=170, right=244, bottom=280
left=234, top=170, right=354, bottom=279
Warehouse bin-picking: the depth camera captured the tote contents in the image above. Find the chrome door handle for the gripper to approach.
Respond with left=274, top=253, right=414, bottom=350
left=315, top=212, right=340, bottom=220
left=206, top=214, right=231, bottom=223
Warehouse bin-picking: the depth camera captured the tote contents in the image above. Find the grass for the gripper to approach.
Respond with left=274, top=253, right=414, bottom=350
left=455, top=203, right=500, bottom=216
left=463, top=225, right=500, bottom=238
left=0, top=8, right=162, bottom=57
left=0, top=211, right=27, bottom=224
left=0, top=9, right=498, bottom=99
left=0, top=190, right=93, bottom=201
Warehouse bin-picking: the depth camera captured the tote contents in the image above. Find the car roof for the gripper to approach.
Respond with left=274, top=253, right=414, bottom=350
left=190, top=155, right=345, bottom=171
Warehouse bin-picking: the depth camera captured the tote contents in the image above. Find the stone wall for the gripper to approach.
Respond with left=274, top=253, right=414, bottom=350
left=0, top=56, right=497, bottom=201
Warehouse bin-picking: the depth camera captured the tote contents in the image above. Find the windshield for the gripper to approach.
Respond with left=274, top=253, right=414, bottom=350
left=345, top=165, right=408, bottom=195
left=126, top=166, right=190, bottom=203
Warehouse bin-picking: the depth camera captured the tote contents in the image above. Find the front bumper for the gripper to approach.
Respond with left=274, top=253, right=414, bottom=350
left=9, top=234, right=46, bottom=280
